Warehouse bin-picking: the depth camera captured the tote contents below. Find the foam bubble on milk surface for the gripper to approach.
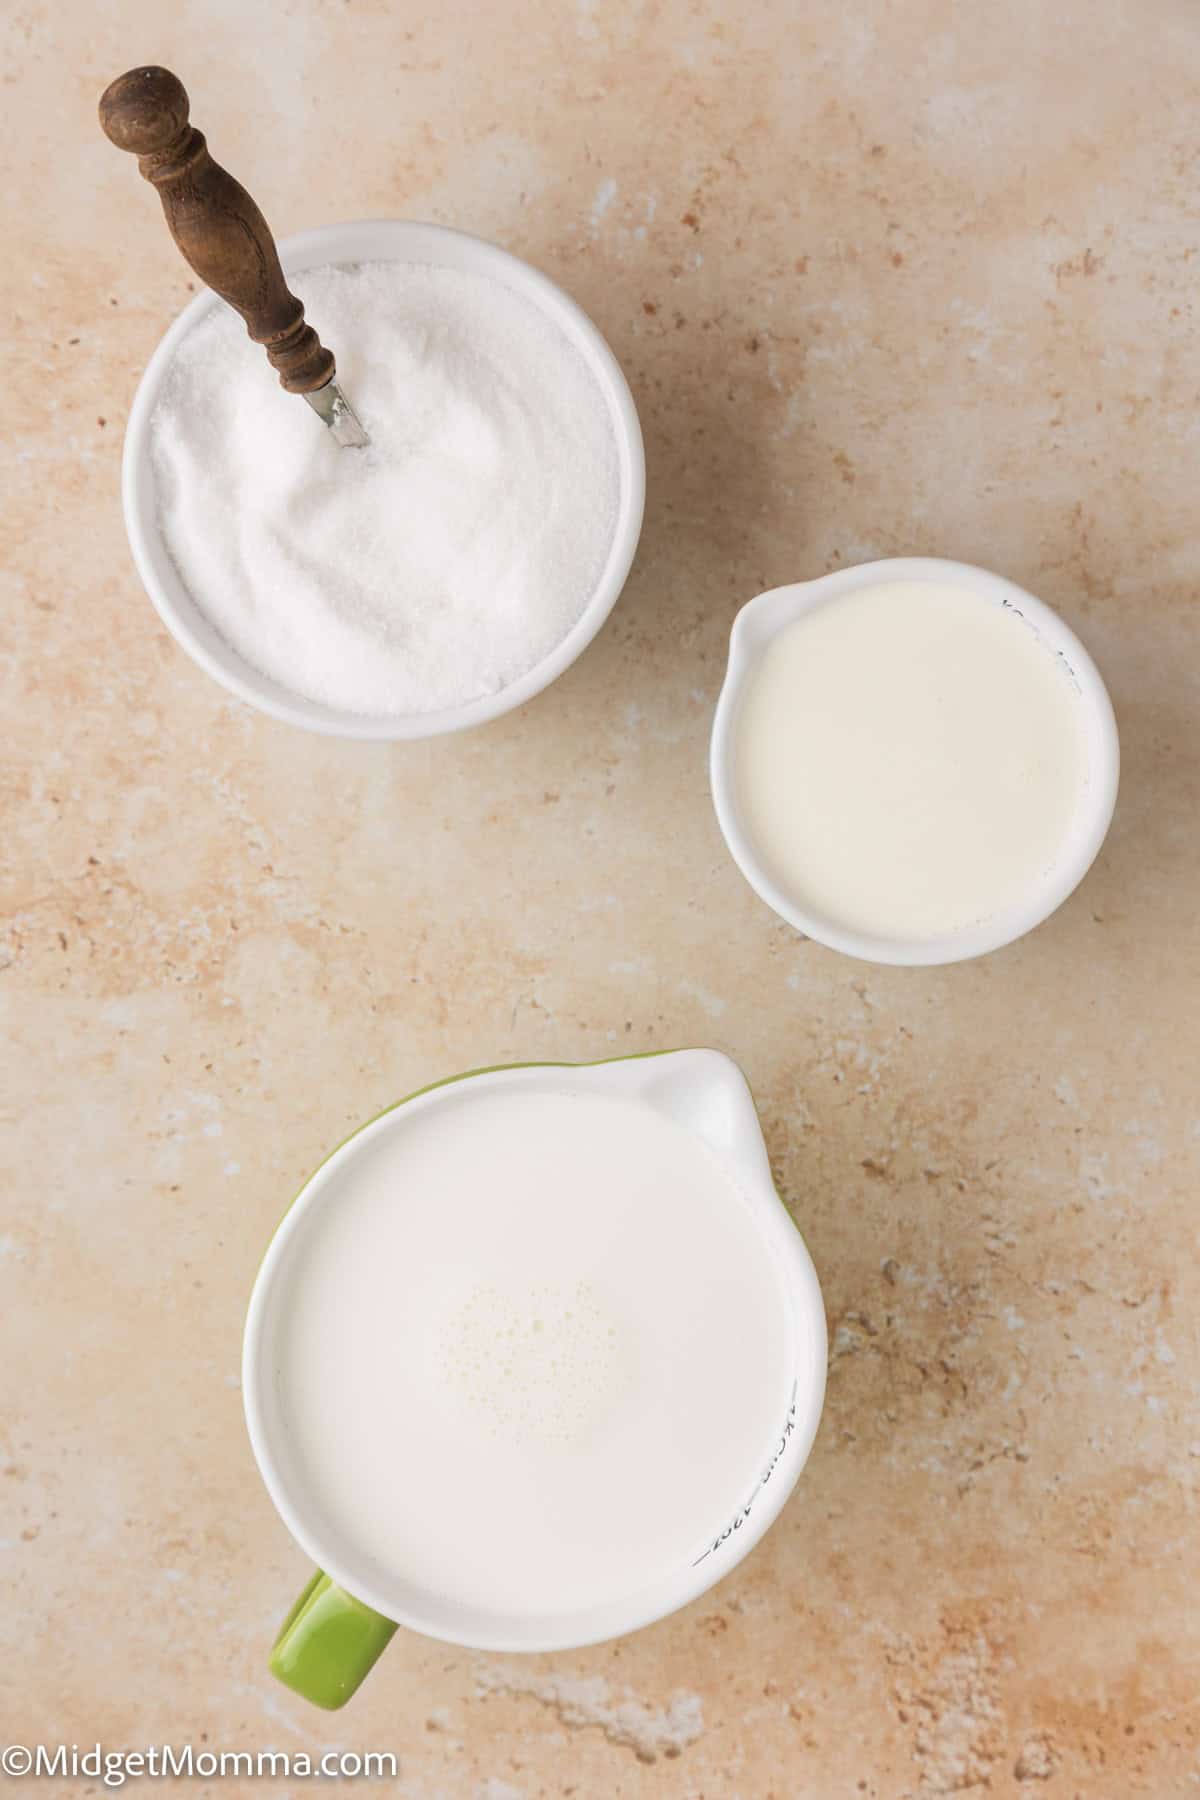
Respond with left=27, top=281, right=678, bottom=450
left=436, top=1277, right=622, bottom=1446
left=149, top=261, right=621, bottom=715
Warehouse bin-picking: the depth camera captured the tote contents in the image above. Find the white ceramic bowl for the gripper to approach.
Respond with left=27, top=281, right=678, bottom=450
left=122, top=220, right=645, bottom=739
left=710, top=557, right=1120, bottom=966
left=243, top=1051, right=827, bottom=1663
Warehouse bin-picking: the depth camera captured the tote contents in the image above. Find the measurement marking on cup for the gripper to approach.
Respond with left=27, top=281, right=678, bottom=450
left=692, top=1380, right=799, bottom=1566
left=1002, top=593, right=1082, bottom=695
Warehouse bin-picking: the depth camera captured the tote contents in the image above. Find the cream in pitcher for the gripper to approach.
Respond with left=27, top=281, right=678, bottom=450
left=711, top=559, right=1119, bottom=964
left=278, top=1087, right=789, bottom=1614
left=243, top=1054, right=827, bottom=1702
left=733, top=576, right=1089, bottom=940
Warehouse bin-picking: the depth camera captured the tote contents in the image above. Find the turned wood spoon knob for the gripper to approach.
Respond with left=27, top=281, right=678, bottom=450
left=99, top=66, right=333, bottom=395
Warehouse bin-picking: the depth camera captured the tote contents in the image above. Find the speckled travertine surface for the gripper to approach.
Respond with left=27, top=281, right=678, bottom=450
left=3, top=2, right=1199, bottom=1795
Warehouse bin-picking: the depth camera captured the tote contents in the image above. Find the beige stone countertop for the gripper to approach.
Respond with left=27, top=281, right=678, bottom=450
left=3, top=2, right=1198, bottom=1795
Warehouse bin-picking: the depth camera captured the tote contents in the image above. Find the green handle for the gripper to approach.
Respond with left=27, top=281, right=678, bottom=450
left=270, top=1571, right=397, bottom=1710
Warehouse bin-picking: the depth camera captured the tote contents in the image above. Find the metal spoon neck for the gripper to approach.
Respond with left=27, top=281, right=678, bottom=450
left=304, top=378, right=370, bottom=449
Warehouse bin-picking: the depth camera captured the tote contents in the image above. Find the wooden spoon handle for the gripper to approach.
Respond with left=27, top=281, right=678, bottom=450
left=99, top=66, right=333, bottom=394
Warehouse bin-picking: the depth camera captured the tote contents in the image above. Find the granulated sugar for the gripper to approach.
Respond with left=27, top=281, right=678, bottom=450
left=148, top=261, right=621, bottom=716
